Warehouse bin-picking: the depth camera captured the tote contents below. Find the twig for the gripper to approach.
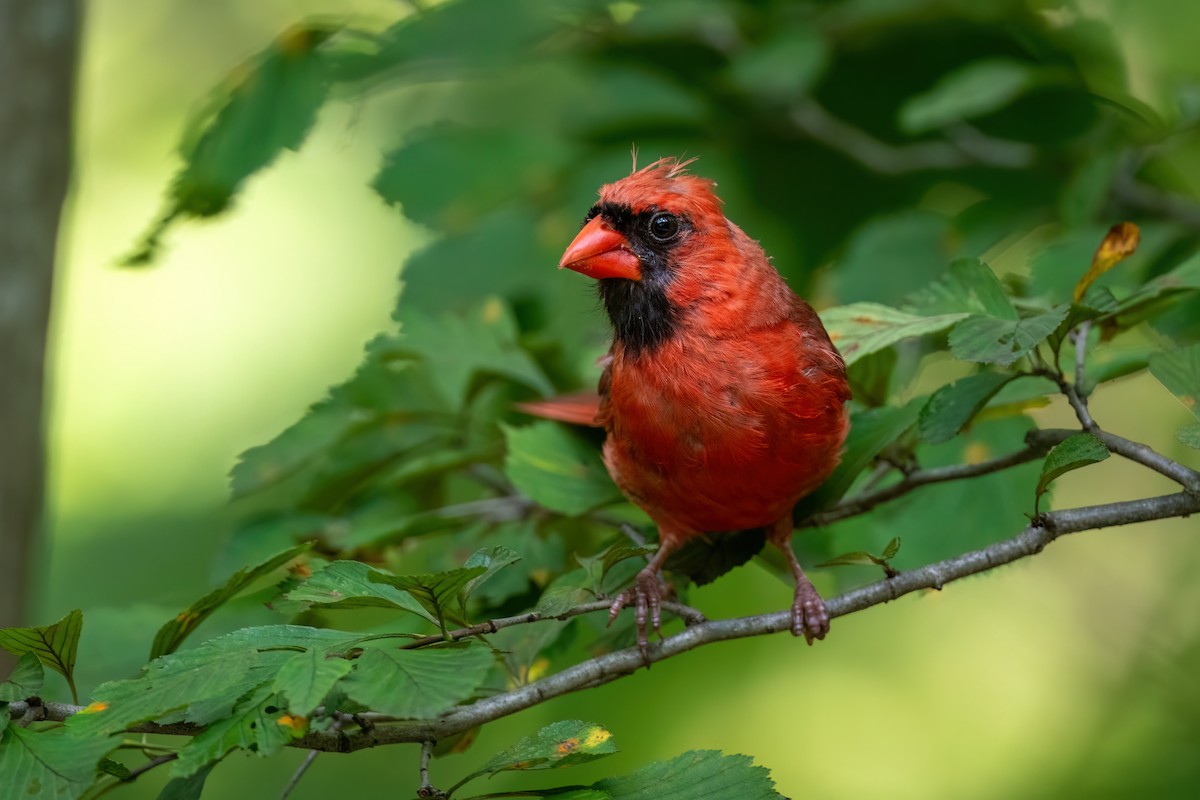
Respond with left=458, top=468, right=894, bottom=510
left=280, top=750, right=320, bottom=800
left=787, top=98, right=1034, bottom=174
left=87, top=752, right=179, bottom=799
left=1073, top=320, right=1092, bottom=396
left=417, top=740, right=445, bottom=798
left=19, top=488, right=1200, bottom=751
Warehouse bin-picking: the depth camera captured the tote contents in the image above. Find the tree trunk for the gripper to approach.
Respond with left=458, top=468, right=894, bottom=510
left=0, top=0, right=81, bottom=672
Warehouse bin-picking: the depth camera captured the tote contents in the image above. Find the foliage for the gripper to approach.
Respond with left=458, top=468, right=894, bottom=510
left=7, top=0, right=1200, bottom=797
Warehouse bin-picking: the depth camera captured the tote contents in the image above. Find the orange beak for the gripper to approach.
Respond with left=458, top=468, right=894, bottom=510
left=559, top=216, right=642, bottom=281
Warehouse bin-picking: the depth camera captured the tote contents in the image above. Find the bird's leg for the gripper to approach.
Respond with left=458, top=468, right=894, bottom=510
left=608, top=542, right=675, bottom=654
left=769, top=520, right=830, bottom=645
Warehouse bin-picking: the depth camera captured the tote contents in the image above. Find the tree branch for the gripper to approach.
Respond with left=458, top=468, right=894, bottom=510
left=16, top=489, right=1199, bottom=751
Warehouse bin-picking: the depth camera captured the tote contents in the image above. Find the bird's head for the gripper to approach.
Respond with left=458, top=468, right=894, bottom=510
left=559, top=157, right=741, bottom=352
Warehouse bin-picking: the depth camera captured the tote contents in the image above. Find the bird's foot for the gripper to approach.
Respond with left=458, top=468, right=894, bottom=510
left=791, top=579, right=830, bottom=645
left=608, top=567, right=667, bottom=656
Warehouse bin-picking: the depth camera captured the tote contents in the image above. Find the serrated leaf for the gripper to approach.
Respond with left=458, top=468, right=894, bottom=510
left=283, top=561, right=436, bottom=623
left=601, top=545, right=657, bottom=583
left=821, top=303, right=969, bottom=366
left=899, top=58, right=1037, bottom=133
left=338, top=644, right=493, bottom=719
left=461, top=720, right=617, bottom=789
left=370, top=566, right=487, bottom=636
left=592, top=750, right=784, bottom=800
left=907, top=258, right=1017, bottom=319
left=68, top=626, right=355, bottom=738
left=0, top=609, right=82, bottom=703
left=0, top=652, right=44, bottom=701
left=1149, top=344, right=1200, bottom=417
left=124, top=25, right=336, bottom=265
left=171, top=684, right=296, bottom=778
left=949, top=306, right=1070, bottom=366
left=272, top=647, right=353, bottom=717
left=793, top=398, right=924, bottom=518
left=919, top=372, right=1017, bottom=444
left=503, top=422, right=623, bottom=516
left=391, top=299, right=553, bottom=410
left=156, top=762, right=216, bottom=800
left=98, top=757, right=132, bottom=780
left=535, top=568, right=593, bottom=615
left=1176, top=423, right=1200, bottom=449
left=1036, top=433, right=1110, bottom=501
left=151, top=543, right=311, bottom=660
left=463, top=545, right=523, bottom=601
left=1075, top=222, right=1140, bottom=302
left=0, top=725, right=119, bottom=800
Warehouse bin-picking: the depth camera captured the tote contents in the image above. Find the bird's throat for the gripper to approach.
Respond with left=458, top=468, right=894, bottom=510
left=599, top=277, right=679, bottom=354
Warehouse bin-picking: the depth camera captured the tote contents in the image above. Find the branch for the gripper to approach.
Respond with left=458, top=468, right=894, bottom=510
left=17, top=489, right=1199, bottom=751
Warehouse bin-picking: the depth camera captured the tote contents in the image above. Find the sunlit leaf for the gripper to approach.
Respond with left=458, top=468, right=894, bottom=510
left=907, top=258, right=1016, bottom=319
left=1074, top=222, right=1140, bottom=302
left=1149, top=343, right=1200, bottom=417
left=459, top=720, right=617, bottom=789
left=338, top=644, right=493, bottom=719
left=503, top=422, right=623, bottom=516
left=592, top=750, right=785, bottom=800
left=899, top=58, right=1037, bottom=133
left=948, top=306, right=1069, bottom=366
left=0, top=725, right=119, bottom=800
left=0, top=609, right=83, bottom=703
left=283, top=560, right=436, bottom=623
left=272, top=647, right=354, bottom=717
left=1036, top=433, right=1110, bottom=506
left=0, top=653, right=44, bottom=702
left=919, top=371, right=1017, bottom=444
left=820, top=303, right=969, bottom=367
left=151, top=543, right=311, bottom=660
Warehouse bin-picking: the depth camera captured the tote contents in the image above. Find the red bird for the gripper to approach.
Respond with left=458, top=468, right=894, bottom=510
left=555, top=158, right=850, bottom=647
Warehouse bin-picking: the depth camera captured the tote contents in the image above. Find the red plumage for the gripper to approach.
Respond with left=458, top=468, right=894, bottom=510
left=555, top=158, right=850, bottom=648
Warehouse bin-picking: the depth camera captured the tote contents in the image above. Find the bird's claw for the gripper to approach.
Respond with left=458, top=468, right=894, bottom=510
left=791, top=581, right=830, bottom=645
left=608, top=568, right=666, bottom=656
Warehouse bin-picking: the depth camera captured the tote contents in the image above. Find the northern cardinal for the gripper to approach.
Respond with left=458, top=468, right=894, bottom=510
left=551, top=158, right=850, bottom=648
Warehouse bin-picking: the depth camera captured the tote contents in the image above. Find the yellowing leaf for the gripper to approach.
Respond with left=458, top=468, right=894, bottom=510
left=1074, top=222, right=1140, bottom=302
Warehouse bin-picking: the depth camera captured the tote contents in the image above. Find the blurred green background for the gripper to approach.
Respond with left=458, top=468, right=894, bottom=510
left=38, top=0, right=1200, bottom=797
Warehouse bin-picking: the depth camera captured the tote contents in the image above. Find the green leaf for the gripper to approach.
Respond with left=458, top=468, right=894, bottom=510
left=834, top=212, right=957, bottom=305
left=919, top=372, right=1017, bottom=444
left=503, top=422, right=623, bottom=516
left=1149, top=344, right=1200, bottom=418
left=171, top=684, right=297, bottom=778
left=283, top=561, right=436, bottom=623
left=68, top=625, right=356, bottom=737
left=907, top=258, right=1017, bottom=319
left=820, top=303, right=969, bottom=367
left=601, top=544, right=657, bottom=583
left=817, top=551, right=886, bottom=568
left=459, top=720, right=617, bottom=789
left=370, top=566, right=488, bottom=636
left=592, top=750, right=784, bottom=800
left=665, top=530, right=767, bottom=587
left=0, top=725, right=119, bottom=800
left=272, top=647, right=354, bottom=717
left=1036, top=433, right=1110, bottom=502
left=338, top=644, right=493, bottom=719
left=1176, top=423, right=1200, bottom=449
left=124, top=25, right=336, bottom=265
left=392, top=299, right=553, bottom=409
left=0, top=609, right=83, bottom=703
left=899, top=58, right=1037, bottom=133
left=535, top=569, right=593, bottom=616
left=151, top=543, right=311, bottom=660
left=727, top=27, right=827, bottom=102
left=98, top=757, right=131, bottom=780
left=156, top=763, right=217, bottom=800
left=463, top=545, right=524, bottom=601
left=882, top=537, right=902, bottom=559
left=0, top=652, right=44, bottom=701
left=948, top=306, right=1070, bottom=366
left=794, top=399, right=924, bottom=518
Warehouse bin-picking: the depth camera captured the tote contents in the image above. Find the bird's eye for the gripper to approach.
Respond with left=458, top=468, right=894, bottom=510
left=648, top=213, right=680, bottom=242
